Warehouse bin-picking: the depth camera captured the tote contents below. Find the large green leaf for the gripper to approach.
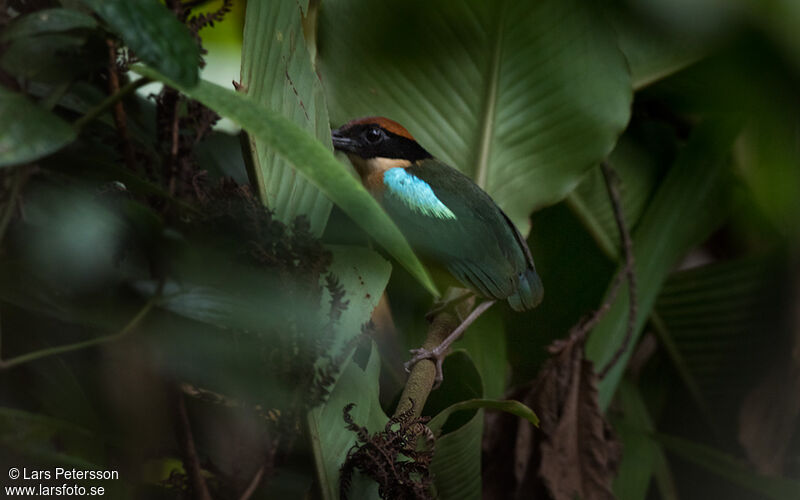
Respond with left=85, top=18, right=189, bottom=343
left=320, top=246, right=392, bottom=371
left=568, top=121, right=676, bottom=258
left=506, top=202, right=615, bottom=385
left=431, top=412, right=483, bottom=500
left=604, top=2, right=714, bottom=89
left=426, top=351, right=484, bottom=500
left=0, top=87, right=77, bottom=167
left=239, top=0, right=333, bottom=235
left=134, top=65, right=438, bottom=296
left=317, top=0, right=632, bottom=233
left=425, top=351, right=539, bottom=500
left=586, top=120, right=740, bottom=409
left=452, top=308, right=507, bottom=400
left=656, top=433, right=800, bottom=500
left=0, top=8, right=97, bottom=42
left=428, top=398, right=539, bottom=436
left=736, top=118, right=800, bottom=240
left=305, top=248, right=391, bottom=500
left=653, top=257, right=779, bottom=433
left=611, top=379, right=677, bottom=500
left=80, top=0, right=199, bottom=87
left=308, top=343, right=387, bottom=500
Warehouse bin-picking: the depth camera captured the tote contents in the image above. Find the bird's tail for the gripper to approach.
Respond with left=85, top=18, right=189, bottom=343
left=507, top=268, right=544, bottom=312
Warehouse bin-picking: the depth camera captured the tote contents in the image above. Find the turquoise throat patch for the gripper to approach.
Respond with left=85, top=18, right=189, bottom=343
left=383, top=167, right=457, bottom=220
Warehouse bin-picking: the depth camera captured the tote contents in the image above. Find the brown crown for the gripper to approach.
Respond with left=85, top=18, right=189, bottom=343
left=343, top=116, right=416, bottom=141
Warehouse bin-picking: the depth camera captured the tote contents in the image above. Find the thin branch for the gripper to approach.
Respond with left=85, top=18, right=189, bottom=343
left=0, top=299, right=156, bottom=370
left=175, top=392, right=213, bottom=500
left=0, top=166, right=32, bottom=246
left=238, top=465, right=265, bottom=500
left=597, top=161, right=637, bottom=379
left=73, top=75, right=151, bottom=131
left=561, top=269, right=627, bottom=348
left=167, top=99, right=181, bottom=196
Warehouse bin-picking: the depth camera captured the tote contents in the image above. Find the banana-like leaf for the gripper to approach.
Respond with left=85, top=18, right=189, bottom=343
left=452, top=307, right=507, bottom=400
left=240, top=0, right=333, bottom=235
left=586, top=120, right=740, bottom=409
left=134, top=65, right=438, bottom=296
left=427, top=351, right=484, bottom=500
left=656, top=433, right=800, bottom=500
left=321, top=246, right=392, bottom=375
left=317, top=0, right=632, bottom=234
left=425, top=350, right=538, bottom=500
left=736, top=119, right=800, bottom=240
left=506, top=202, right=616, bottom=385
left=653, top=257, right=779, bottom=431
left=568, top=122, right=675, bottom=258
left=308, top=343, right=387, bottom=500
left=611, top=379, right=678, bottom=500
left=0, top=87, right=77, bottom=167
left=431, top=412, right=483, bottom=500
left=305, top=248, right=390, bottom=500
left=604, top=3, right=712, bottom=89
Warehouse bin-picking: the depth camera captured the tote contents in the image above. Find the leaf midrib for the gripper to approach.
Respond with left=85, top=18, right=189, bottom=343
left=473, top=4, right=506, bottom=190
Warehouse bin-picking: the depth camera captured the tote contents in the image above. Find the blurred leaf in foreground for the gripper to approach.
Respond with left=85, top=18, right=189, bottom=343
left=0, top=8, right=97, bottom=42
left=80, top=0, right=199, bottom=86
left=0, top=87, right=77, bottom=167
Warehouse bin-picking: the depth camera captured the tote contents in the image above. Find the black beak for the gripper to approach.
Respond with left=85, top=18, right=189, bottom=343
left=331, top=128, right=358, bottom=153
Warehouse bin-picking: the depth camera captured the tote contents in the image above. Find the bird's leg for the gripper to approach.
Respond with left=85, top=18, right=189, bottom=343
left=404, top=299, right=497, bottom=388
left=425, top=287, right=473, bottom=321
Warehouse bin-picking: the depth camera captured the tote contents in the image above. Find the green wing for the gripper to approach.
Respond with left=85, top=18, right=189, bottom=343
left=381, top=159, right=533, bottom=302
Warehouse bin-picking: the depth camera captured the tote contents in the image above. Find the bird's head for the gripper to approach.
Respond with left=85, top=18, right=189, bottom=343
left=332, top=117, right=432, bottom=178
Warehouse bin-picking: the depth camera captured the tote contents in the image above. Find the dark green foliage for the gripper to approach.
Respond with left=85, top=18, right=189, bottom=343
left=79, top=0, right=200, bottom=86
left=0, top=2, right=354, bottom=498
left=2, top=0, right=800, bottom=498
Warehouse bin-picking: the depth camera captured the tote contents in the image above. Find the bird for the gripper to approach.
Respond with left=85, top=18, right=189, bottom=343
left=332, top=116, right=543, bottom=383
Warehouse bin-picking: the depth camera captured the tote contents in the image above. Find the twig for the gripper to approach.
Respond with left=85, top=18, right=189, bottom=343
left=238, top=465, right=265, bottom=500
left=393, top=313, right=458, bottom=419
left=597, top=161, right=637, bottom=379
left=561, top=269, right=626, bottom=348
left=555, top=160, right=636, bottom=374
left=73, top=75, right=151, bottom=130
left=167, top=95, right=181, bottom=196
left=175, top=392, right=213, bottom=500
left=0, top=166, right=32, bottom=246
left=0, top=298, right=156, bottom=370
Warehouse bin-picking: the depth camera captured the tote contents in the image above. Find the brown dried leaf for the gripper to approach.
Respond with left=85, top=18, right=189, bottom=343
left=483, top=335, right=621, bottom=500
left=738, top=276, right=800, bottom=476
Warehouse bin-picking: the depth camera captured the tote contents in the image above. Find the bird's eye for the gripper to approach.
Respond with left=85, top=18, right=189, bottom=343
left=364, top=127, right=384, bottom=144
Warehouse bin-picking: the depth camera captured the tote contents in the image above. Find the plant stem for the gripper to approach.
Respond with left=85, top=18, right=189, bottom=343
left=73, top=76, right=151, bottom=131
left=597, top=161, right=637, bottom=379
left=393, top=313, right=458, bottom=419
left=0, top=299, right=155, bottom=370
left=175, top=391, right=213, bottom=500
left=0, top=166, right=31, bottom=246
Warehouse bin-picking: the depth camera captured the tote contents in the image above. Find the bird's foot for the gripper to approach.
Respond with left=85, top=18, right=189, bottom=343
left=403, top=346, right=447, bottom=389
